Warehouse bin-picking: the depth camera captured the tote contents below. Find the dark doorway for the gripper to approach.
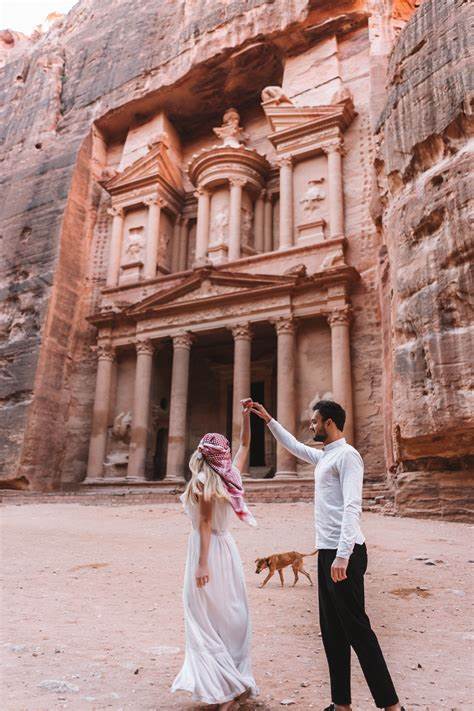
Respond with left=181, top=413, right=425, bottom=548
left=226, top=383, right=233, bottom=446
left=152, top=428, right=168, bottom=480
left=250, top=381, right=265, bottom=466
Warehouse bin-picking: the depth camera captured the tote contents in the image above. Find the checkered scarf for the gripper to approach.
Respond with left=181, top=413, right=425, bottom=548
left=197, top=432, right=257, bottom=527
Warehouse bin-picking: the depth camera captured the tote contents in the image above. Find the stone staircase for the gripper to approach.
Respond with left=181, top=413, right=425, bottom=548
left=1, top=476, right=394, bottom=511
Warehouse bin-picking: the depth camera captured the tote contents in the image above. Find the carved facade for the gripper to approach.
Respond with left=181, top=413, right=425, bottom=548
left=1, top=0, right=471, bottom=519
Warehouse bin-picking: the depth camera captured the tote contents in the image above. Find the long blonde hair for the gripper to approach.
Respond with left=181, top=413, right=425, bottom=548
left=182, top=450, right=230, bottom=506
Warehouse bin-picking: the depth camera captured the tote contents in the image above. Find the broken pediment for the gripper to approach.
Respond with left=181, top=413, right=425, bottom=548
left=103, top=137, right=183, bottom=195
left=126, top=269, right=296, bottom=315
left=261, top=86, right=357, bottom=142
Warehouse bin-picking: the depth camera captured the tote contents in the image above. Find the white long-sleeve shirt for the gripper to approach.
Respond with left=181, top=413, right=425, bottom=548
left=268, top=419, right=365, bottom=559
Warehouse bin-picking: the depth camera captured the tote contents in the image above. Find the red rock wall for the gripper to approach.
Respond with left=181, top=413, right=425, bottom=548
left=374, top=0, right=474, bottom=520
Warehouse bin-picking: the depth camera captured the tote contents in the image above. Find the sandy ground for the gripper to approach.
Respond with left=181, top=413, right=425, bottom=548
left=1, top=502, right=473, bottom=711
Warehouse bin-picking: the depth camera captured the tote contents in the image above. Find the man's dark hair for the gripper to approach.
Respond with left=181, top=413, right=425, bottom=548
left=313, top=400, right=346, bottom=431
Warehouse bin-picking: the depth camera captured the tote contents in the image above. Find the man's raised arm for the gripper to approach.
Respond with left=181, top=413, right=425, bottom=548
left=250, top=402, right=322, bottom=466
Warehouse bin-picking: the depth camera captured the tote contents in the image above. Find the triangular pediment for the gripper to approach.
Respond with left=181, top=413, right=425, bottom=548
left=263, top=97, right=357, bottom=136
left=104, top=140, right=182, bottom=194
left=126, top=269, right=295, bottom=315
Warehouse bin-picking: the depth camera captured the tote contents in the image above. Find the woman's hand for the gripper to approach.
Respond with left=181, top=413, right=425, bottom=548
left=240, top=398, right=253, bottom=413
left=195, top=563, right=210, bottom=588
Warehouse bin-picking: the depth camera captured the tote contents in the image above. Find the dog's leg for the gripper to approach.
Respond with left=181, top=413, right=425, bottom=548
left=259, top=570, right=275, bottom=588
left=292, top=563, right=299, bottom=587
left=278, top=569, right=284, bottom=587
left=300, top=567, right=313, bottom=586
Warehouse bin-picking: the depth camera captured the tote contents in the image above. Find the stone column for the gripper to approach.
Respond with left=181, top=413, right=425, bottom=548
left=144, top=197, right=165, bottom=280
left=127, top=339, right=154, bottom=479
left=325, top=142, right=345, bottom=239
left=264, top=192, right=273, bottom=252
left=166, top=332, right=194, bottom=480
left=254, top=190, right=265, bottom=252
left=278, top=156, right=294, bottom=250
left=178, top=216, right=189, bottom=271
left=194, top=187, right=211, bottom=265
left=328, top=308, right=354, bottom=443
left=230, top=323, right=252, bottom=474
left=86, top=344, right=115, bottom=478
left=106, top=207, right=124, bottom=287
left=170, top=215, right=181, bottom=273
left=228, top=177, right=246, bottom=262
left=275, top=317, right=297, bottom=476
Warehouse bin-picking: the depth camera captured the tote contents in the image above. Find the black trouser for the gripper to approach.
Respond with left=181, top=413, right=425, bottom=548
left=318, top=544, right=399, bottom=708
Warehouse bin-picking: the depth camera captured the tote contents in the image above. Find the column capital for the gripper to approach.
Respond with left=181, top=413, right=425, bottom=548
left=322, top=141, right=345, bottom=156
left=136, top=338, right=154, bottom=356
left=229, top=176, right=247, bottom=189
left=107, top=206, right=124, bottom=218
left=92, top=343, right=115, bottom=362
left=327, top=306, right=352, bottom=327
left=173, top=331, right=194, bottom=350
left=274, top=316, right=296, bottom=335
left=276, top=155, right=293, bottom=168
left=230, top=322, right=252, bottom=341
left=145, top=196, right=167, bottom=209
left=193, top=186, right=209, bottom=198
left=257, top=188, right=266, bottom=201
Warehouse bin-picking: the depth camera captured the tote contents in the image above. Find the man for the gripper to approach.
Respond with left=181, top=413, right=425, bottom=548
left=250, top=399, right=404, bottom=711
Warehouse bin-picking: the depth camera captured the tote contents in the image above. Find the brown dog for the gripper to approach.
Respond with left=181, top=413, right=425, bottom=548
left=255, top=549, right=317, bottom=588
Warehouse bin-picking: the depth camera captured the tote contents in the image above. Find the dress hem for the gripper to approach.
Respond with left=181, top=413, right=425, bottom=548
left=171, top=683, right=258, bottom=705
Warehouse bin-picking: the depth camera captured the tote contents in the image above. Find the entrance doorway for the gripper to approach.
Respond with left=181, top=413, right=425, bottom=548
left=152, top=427, right=168, bottom=480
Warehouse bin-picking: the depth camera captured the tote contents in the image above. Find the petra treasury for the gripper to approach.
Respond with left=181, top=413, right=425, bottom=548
left=0, top=0, right=472, bottom=521
left=1, top=2, right=474, bottom=709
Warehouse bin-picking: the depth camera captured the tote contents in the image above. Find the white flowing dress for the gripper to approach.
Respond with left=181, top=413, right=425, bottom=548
left=171, top=484, right=258, bottom=705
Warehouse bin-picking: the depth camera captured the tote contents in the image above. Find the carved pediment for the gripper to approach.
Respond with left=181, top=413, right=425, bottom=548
left=262, top=94, right=357, bottom=138
left=126, top=268, right=296, bottom=316
left=103, top=139, right=182, bottom=194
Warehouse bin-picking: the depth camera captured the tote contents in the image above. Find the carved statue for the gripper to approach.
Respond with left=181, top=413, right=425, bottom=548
left=299, top=178, right=326, bottom=214
left=158, top=228, right=172, bottom=265
left=213, top=108, right=248, bottom=147
left=284, top=263, right=307, bottom=278
left=111, top=411, right=132, bottom=444
left=261, top=86, right=293, bottom=105
left=210, top=210, right=229, bottom=245
left=331, top=85, right=354, bottom=105
left=241, top=206, right=253, bottom=246
left=124, top=226, right=144, bottom=263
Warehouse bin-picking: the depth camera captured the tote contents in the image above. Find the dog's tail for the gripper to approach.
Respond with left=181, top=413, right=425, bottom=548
left=302, top=549, right=318, bottom=557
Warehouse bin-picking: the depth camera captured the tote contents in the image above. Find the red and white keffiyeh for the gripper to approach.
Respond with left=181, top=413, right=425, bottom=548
left=197, top=432, right=257, bottom=527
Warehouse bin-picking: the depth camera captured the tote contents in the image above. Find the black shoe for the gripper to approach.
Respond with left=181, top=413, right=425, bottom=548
left=323, top=706, right=335, bottom=711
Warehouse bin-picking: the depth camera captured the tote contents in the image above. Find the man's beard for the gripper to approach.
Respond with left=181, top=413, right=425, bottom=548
left=313, top=432, right=326, bottom=443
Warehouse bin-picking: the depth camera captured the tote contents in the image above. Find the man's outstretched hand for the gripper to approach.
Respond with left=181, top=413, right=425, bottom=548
left=250, top=402, right=272, bottom=424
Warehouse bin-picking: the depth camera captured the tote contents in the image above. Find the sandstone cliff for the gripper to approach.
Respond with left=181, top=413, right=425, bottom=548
left=374, top=0, right=473, bottom=519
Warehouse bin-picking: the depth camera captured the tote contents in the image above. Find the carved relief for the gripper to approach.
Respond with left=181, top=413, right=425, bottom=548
left=213, top=108, right=248, bottom=147
left=111, top=411, right=132, bottom=444
left=210, top=210, right=228, bottom=246
left=158, top=227, right=172, bottom=266
left=241, top=206, right=253, bottom=246
left=124, top=226, right=144, bottom=263
left=299, top=178, right=326, bottom=215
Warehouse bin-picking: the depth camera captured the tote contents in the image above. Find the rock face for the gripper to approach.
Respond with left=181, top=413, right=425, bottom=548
left=374, top=0, right=473, bottom=520
left=0, top=0, right=471, bottom=521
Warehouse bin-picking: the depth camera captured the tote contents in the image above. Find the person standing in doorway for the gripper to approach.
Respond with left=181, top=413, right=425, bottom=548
left=250, top=399, right=405, bottom=711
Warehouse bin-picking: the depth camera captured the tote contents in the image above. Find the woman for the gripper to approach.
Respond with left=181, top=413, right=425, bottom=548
left=171, top=399, right=258, bottom=710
